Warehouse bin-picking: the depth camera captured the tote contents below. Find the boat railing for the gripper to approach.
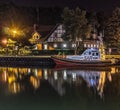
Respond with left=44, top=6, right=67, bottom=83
left=54, top=55, right=66, bottom=59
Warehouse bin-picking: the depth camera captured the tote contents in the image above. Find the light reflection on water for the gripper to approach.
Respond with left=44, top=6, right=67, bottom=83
left=0, top=66, right=120, bottom=110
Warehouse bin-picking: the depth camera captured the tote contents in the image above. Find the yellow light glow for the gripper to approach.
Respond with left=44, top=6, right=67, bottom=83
left=2, top=39, right=7, bottom=44
left=13, top=30, right=17, bottom=34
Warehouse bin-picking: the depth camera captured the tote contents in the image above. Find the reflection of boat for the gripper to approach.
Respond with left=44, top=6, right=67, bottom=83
left=66, top=69, right=107, bottom=98
left=51, top=68, right=111, bottom=98
left=53, top=64, right=111, bottom=72
left=52, top=48, right=112, bottom=67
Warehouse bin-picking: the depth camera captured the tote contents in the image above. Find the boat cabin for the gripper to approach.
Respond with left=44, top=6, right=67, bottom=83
left=66, top=48, right=101, bottom=61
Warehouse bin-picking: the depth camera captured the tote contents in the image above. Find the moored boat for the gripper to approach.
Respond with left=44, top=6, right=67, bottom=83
left=51, top=48, right=112, bottom=67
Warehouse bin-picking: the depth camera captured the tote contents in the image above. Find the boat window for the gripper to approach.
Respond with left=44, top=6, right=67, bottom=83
left=89, top=52, right=91, bottom=55
left=92, top=53, right=95, bottom=56
left=96, top=53, right=99, bottom=56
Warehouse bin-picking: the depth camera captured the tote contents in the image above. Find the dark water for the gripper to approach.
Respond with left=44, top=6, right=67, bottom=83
left=0, top=66, right=120, bottom=110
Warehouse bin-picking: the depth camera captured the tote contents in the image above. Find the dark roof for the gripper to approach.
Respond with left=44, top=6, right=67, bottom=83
left=32, top=24, right=62, bottom=42
left=43, top=23, right=61, bottom=41
left=33, top=25, right=54, bottom=35
left=30, top=24, right=57, bottom=42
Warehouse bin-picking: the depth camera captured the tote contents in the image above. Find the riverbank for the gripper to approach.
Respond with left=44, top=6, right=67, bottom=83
left=0, top=55, right=120, bottom=67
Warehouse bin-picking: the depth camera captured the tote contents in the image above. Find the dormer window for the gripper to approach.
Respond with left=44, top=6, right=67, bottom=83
left=36, top=36, right=39, bottom=39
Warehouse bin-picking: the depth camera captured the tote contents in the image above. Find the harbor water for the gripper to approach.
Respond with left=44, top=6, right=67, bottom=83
left=0, top=65, right=120, bottom=110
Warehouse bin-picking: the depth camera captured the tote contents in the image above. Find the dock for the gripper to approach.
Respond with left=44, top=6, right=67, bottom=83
left=0, top=55, right=55, bottom=67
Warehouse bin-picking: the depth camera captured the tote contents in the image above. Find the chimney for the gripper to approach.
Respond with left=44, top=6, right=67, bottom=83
left=34, top=24, right=38, bottom=32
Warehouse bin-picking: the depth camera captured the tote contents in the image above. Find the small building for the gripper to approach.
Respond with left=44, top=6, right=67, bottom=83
left=29, top=24, right=75, bottom=55
left=83, top=32, right=102, bottom=49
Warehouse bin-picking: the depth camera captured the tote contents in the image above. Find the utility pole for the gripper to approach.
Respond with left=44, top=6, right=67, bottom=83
left=36, top=7, right=39, bottom=24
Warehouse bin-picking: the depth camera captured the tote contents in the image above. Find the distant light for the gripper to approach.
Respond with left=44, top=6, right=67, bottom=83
left=96, top=45, right=99, bottom=48
left=54, top=44, right=57, bottom=48
left=2, top=39, right=7, bottom=44
left=94, top=44, right=96, bottom=47
left=13, top=30, right=17, bottom=34
left=54, top=71, right=58, bottom=80
left=44, top=44, right=48, bottom=50
left=88, top=44, right=90, bottom=48
left=63, top=70, right=67, bottom=80
left=91, top=44, right=93, bottom=48
left=44, top=69, right=48, bottom=80
left=72, top=43, right=76, bottom=48
left=63, top=44, right=67, bottom=48
left=84, top=44, right=86, bottom=47
left=72, top=73, right=76, bottom=81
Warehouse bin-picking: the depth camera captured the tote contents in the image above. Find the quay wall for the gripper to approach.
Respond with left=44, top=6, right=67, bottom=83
left=0, top=56, right=55, bottom=67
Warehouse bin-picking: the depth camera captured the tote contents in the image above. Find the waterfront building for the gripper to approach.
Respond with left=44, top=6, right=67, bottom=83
left=29, top=24, right=76, bottom=55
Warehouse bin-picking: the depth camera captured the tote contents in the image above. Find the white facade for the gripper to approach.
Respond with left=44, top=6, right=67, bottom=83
left=47, top=24, right=65, bottom=42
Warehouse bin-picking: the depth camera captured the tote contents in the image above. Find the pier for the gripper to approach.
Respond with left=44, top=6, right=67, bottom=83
left=0, top=55, right=55, bottom=67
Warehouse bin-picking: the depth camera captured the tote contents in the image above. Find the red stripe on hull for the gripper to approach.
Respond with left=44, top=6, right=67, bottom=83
left=52, top=56, right=112, bottom=67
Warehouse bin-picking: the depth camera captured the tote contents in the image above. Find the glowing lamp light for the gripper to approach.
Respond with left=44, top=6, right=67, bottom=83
left=63, top=44, right=67, bottom=48
left=72, top=43, right=76, bottom=48
left=44, top=44, right=48, bottom=50
left=13, top=30, right=17, bottom=34
left=2, top=39, right=7, bottom=44
left=54, top=44, right=57, bottom=48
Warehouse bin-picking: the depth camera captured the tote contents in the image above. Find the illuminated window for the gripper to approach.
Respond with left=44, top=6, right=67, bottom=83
left=88, top=44, right=90, bottom=48
left=35, top=45, right=37, bottom=50
left=44, top=69, right=48, bottom=80
left=72, top=44, right=76, bottom=48
left=94, top=44, right=96, bottom=47
left=54, top=44, right=57, bottom=48
left=72, top=73, right=76, bottom=81
left=44, top=44, right=48, bottom=50
left=63, top=44, right=67, bottom=48
left=91, top=44, right=93, bottom=48
left=96, top=45, right=99, bottom=48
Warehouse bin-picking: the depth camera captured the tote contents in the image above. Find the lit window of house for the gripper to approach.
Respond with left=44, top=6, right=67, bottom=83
left=94, top=44, right=96, bottom=48
left=44, top=44, right=48, bottom=50
left=63, top=44, right=67, bottom=48
left=96, top=45, right=99, bottom=48
left=54, top=44, right=57, bottom=48
left=88, top=44, right=90, bottom=48
left=72, top=44, right=76, bottom=48
left=84, top=44, right=86, bottom=47
left=35, top=45, right=37, bottom=50
left=91, top=44, right=93, bottom=48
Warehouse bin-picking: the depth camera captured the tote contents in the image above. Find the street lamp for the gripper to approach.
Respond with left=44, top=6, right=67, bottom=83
left=12, top=29, right=17, bottom=38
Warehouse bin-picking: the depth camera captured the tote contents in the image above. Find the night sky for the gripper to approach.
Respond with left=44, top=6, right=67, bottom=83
left=1, top=0, right=120, bottom=12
